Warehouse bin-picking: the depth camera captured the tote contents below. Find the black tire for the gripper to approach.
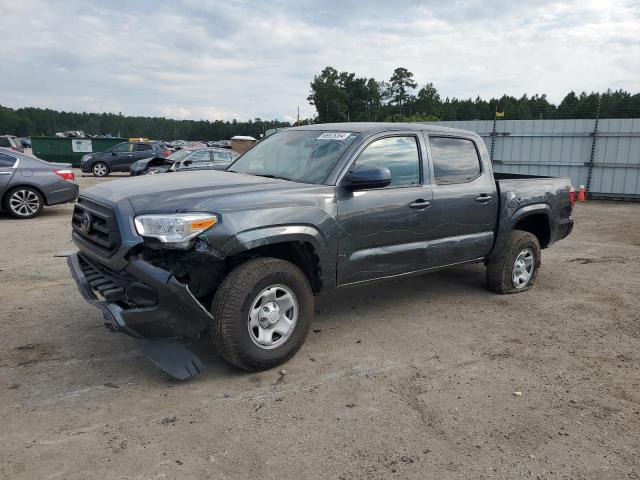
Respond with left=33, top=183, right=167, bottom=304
left=486, top=230, right=541, bottom=294
left=4, top=186, right=44, bottom=219
left=210, top=257, right=313, bottom=371
left=92, top=161, right=110, bottom=177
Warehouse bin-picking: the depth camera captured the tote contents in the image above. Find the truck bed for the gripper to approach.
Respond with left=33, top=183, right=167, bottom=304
left=493, top=172, right=573, bottom=249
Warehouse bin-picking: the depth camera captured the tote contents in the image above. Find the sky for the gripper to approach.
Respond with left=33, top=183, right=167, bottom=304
left=1, top=0, right=639, bottom=123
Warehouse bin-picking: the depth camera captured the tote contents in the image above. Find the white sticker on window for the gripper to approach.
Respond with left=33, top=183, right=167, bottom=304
left=317, top=132, right=351, bottom=141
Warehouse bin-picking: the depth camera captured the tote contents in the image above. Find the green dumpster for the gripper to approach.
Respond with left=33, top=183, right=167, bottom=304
left=31, top=137, right=127, bottom=167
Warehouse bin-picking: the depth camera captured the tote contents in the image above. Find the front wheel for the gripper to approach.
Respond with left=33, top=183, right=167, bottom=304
left=92, top=162, right=110, bottom=177
left=210, top=257, right=314, bottom=371
left=486, top=230, right=541, bottom=294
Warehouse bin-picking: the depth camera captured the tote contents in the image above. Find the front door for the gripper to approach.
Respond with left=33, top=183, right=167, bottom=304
left=110, top=142, right=135, bottom=171
left=337, top=134, right=433, bottom=285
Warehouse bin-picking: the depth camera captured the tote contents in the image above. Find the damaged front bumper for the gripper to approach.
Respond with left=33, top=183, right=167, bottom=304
left=67, top=252, right=211, bottom=379
left=67, top=252, right=213, bottom=338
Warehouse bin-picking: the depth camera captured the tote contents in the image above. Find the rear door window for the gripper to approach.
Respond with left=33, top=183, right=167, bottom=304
left=429, top=137, right=481, bottom=185
left=212, top=151, right=232, bottom=162
left=0, top=153, right=17, bottom=167
left=134, top=143, right=153, bottom=152
left=187, top=150, right=212, bottom=164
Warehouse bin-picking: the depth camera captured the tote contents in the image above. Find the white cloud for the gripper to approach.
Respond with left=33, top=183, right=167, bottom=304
left=0, top=0, right=638, bottom=121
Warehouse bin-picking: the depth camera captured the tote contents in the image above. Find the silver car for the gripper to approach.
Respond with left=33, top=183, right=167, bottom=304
left=0, top=148, right=79, bottom=219
left=0, top=135, right=25, bottom=153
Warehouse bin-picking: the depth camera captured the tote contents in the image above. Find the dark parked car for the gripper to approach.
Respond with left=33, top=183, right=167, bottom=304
left=67, top=123, right=574, bottom=378
left=0, top=135, right=25, bottom=153
left=129, top=147, right=239, bottom=176
left=80, top=141, right=169, bottom=177
left=0, top=148, right=78, bottom=219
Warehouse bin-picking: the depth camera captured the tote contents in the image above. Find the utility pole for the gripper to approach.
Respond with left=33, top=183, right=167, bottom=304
left=297, top=107, right=300, bottom=126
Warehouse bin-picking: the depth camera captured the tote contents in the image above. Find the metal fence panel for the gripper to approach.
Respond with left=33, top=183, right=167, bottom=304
left=590, top=119, right=640, bottom=197
left=425, top=118, right=640, bottom=199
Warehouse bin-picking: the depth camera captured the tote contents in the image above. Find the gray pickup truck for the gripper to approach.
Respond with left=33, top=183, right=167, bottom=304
left=67, top=123, right=574, bottom=378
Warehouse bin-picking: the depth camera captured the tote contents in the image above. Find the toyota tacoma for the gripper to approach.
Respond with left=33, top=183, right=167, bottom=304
left=67, top=123, right=574, bottom=378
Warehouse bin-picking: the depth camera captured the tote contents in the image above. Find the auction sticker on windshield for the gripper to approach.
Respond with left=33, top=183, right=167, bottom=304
left=317, top=132, right=352, bottom=140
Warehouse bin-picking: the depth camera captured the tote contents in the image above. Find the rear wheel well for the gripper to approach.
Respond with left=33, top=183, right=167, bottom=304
left=228, top=241, right=322, bottom=294
left=514, top=214, right=550, bottom=248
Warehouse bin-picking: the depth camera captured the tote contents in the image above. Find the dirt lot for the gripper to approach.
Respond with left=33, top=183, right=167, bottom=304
left=1, top=172, right=639, bottom=480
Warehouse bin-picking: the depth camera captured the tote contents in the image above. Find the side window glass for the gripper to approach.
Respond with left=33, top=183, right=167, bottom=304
left=353, top=136, right=420, bottom=187
left=212, top=151, right=232, bottom=162
left=135, top=143, right=152, bottom=152
left=113, top=143, right=132, bottom=153
left=0, top=153, right=16, bottom=167
left=430, top=137, right=481, bottom=185
left=189, top=151, right=211, bottom=163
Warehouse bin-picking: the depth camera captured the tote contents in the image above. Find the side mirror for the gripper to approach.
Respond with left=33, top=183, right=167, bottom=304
left=183, top=159, right=193, bottom=166
left=111, top=150, right=117, bottom=155
left=343, top=165, right=391, bottom=190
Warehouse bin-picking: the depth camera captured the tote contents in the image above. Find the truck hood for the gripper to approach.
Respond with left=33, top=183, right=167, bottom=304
left=82, top=170, right=330, bottom=214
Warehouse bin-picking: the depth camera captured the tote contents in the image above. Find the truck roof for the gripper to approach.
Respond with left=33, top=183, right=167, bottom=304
left=288, top=122, right=473, bottom=136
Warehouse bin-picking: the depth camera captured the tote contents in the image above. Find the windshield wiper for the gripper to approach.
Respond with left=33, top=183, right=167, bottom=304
left=251, top=173, right=293, bottom=181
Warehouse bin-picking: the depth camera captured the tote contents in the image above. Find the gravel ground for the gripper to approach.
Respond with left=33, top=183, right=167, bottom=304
left=1, top=172, right=639, bottom=479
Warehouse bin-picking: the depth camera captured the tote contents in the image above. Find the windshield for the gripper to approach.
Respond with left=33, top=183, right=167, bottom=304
left=228, top=130, right=358, bottom=184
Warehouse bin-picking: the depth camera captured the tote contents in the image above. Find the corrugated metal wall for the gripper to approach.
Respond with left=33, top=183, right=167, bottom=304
left=426, top=119, right=640, bottom=199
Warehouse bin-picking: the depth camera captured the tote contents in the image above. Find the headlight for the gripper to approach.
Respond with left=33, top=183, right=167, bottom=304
left=81, top=155, right=92, bottom=163
left=134, top=213, right=217, bottom=247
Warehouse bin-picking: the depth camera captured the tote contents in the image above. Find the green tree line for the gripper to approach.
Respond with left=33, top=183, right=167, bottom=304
left=3, top=67, right=638, bottom=138
left=0, top=105, right=290, bottom=139
left=307, top=66, right=640, bottom=123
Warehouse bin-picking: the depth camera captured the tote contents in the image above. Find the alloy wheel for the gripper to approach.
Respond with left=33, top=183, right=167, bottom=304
left=9, top=189, right=40, bottom=217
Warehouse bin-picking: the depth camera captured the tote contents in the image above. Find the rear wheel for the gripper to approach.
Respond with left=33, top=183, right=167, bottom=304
left=4, top=186, right=44, bottom=219
left=210, top=257, right=313, bottom=371
left=486, top=230, right=541, bottom=294
left=92, top=162, right=109, bottom=177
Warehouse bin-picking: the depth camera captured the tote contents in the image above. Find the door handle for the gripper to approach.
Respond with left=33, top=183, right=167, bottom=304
left=475, top=194, right=493, bottom=203
left=409, top=199, right=431, bottom=210
left=0, top=172, right=11, bottom=175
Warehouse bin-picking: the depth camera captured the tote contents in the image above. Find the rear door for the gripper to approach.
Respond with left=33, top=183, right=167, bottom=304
left=423, top=134, right=498, bottom=267
left=336, top=132, right=433, bottom=285
left=133, top=143, right=155, bottom=161
left=0, top=152, right=18, bottom=196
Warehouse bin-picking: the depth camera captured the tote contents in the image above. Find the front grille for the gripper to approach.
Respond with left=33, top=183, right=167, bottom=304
left=78, top=254, right=127, bottom=303
left=78, top=254, right=158, bottom=308
left=72, top=197, right=121, bottom=256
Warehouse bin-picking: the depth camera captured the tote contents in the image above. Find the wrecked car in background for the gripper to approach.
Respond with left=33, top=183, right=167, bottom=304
left=129, top=147, right=238, bottom=176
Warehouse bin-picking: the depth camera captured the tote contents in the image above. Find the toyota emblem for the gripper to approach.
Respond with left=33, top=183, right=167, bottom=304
left=80, top=211, right=92, bottom=234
